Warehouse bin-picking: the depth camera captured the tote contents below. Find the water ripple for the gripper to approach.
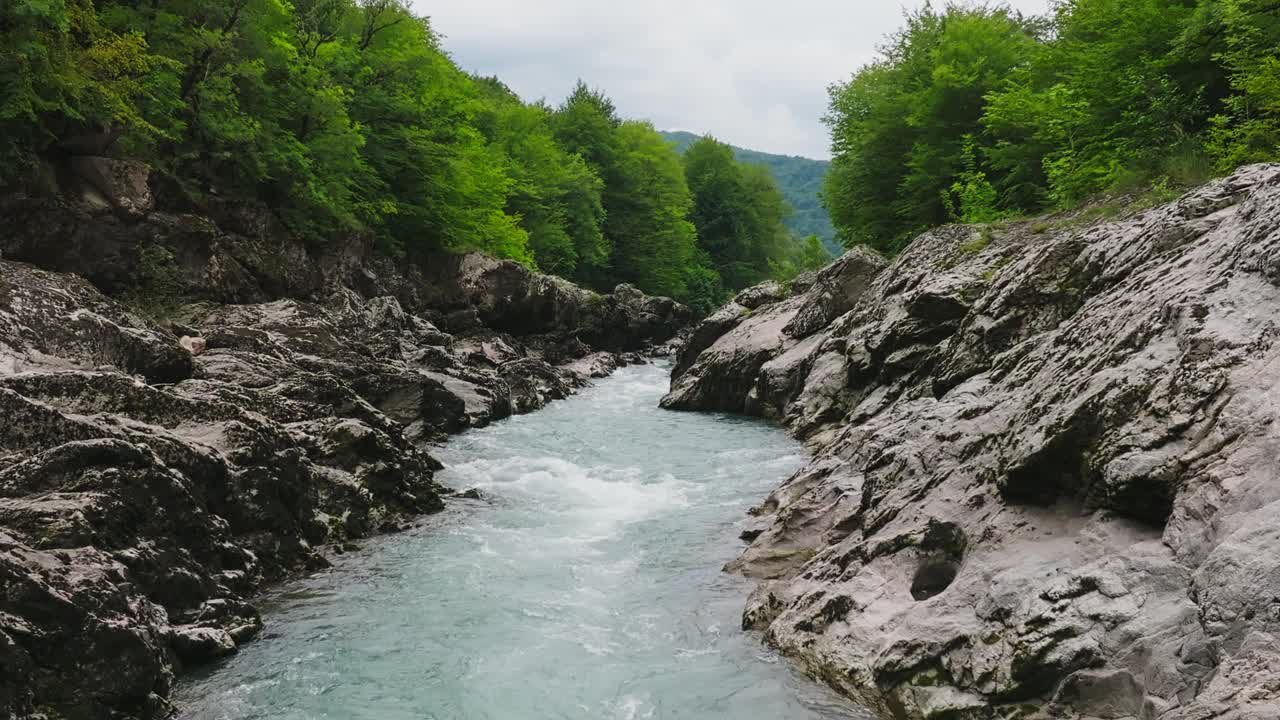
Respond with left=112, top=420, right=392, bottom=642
left=176, top=363, right=871, bottom=720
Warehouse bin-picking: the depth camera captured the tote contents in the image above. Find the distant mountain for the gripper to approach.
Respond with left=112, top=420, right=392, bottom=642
left=661, top=131, right=840, bottom=256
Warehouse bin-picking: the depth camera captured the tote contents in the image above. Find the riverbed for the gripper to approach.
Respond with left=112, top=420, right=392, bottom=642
left=176, top=362, right=869, bottom=720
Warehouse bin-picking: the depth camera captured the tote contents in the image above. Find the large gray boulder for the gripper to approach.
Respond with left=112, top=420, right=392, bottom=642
left=671, top=164, right=1280, bottom=719
left=661, top=246, right=887, bottom=421
left=0, top=261, right=193, bottom=381
left=734, top=280, right=787, bottom=309
left=403, top=252, right=693, bottom=350
left=65, top=156, right=154, bottom=215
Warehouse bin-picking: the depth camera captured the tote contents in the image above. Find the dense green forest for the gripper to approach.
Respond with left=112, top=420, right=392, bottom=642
left=0, top=0, right=827, bottom=315
left=826, top=0, right=1280, bottom=254
left=661, top=131, right=839, bottom=256
left=11, top=1, right=1271, bottom=309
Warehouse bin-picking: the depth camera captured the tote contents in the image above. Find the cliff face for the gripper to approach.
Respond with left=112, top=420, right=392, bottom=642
left=0, top=159, right=690, bottom=720
left=664, top=165, right=1280, bottom=719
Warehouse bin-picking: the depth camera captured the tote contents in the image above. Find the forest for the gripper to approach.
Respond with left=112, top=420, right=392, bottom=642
left=825, top=0, right=1280, bottom=254
left=8, top=1, right=1278, bottom=309
left=661, top=130, right=839, bottom=256
left=0, top=0, right=828, bottom=316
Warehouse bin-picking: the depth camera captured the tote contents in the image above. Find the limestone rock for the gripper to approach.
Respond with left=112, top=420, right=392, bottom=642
left=170, top=626, right=237, bottom=665
left=0, top=260, right=192, bottom=381
left=66, top=156, right=153, bottom=215
left=668, top=164, right=1280, bottom=719
left=662, top=246, right=886, bottom=419
left=734, top=280, right=787, bottom=309
left=179, top=335, right=206, bottom=355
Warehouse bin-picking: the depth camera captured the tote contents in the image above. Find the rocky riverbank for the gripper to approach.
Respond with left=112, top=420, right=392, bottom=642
left=665, top=165, right=1280, bottom=719
left=0, top=159, right=690, bottom=719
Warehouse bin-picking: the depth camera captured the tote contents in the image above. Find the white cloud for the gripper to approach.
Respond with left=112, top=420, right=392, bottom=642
left=415, top=0, right=1052, bottom=159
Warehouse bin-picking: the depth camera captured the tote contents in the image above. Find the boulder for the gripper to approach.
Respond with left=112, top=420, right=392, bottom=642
left=662, top=247, right=886, bottom=419
left=66, top=156, right=153, bottom=215
left=399, top=253, right=692, bottom=350
left=734, top=280, right=788, bottom=309
left=179, top=335, right=206, bottom=355
left=0, top=260, right=192, bottom=381
left=171, top=626, right=237, bottom=665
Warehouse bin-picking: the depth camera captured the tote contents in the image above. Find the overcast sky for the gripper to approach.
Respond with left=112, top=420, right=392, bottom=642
left=415, top=1, right=1052, bottom=159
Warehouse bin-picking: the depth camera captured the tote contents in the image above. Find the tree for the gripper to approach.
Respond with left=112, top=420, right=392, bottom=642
left=474, top=77, right=606, bottom=277
left=1207, top=0, right=1280, bottom=169
left=682, top=136, right=797, bottom=290
left=604, top=121, right=699, bottom=298
left=683, top=138, right=747, bottom=280
left=984, top=0, right=1223, bottom=206
left=551, top=85, right=707, bottom=300
left=333, top=5, right=527, bottom=258
left=1, top=0, right=170, bottom=178
left=823, top=5, right=1040, bottom=253
left=821, top=0, right=1274, bottom=256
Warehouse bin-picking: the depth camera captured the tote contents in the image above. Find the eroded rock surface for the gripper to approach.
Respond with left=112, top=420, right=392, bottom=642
left=0, top=166, right=688, bottom=719
left=666, top=165, right=1280, bottom=719
left=662, top=246, right=887, bottom=430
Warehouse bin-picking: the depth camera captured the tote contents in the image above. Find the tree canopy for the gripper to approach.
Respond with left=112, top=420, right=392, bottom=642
left=684, top=137, right=791, bottom=290
left=662, top=130, right=839, bottom=255
left=0, top=0, right=821, bottom=313
left=824, top=0, right=1280, bottom=255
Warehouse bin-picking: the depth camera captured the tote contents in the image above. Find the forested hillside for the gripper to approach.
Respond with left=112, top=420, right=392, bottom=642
left=0, top=0, right=824, bottom=316
left=825, top=0, right=1280, bottom=254
left=662, top=130, right=839, bottom=255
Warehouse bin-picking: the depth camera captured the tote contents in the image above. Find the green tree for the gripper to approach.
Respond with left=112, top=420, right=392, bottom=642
left=683, top=136, right=796, bottom=290
left=820, top=0, right=1273, bottom=257
left=553, top=81, right=622, bottom=175
left=0, top=0, right=170, bottom=178
left=682, top=138, right=746, bottom=283
left=942, top=135, right=1008, bottom=223
left=823, top=5, right=1040, bottom=253
left=331, top=5, right=527, bottom=258
left=552, top=85, right=706, bottom=300
left=474, top=77, right=606, bottom=277
left=605, top=120, right=699, bottom=298
left=1207, top=0, right=1280, bottom=169
left=984, top=0, right=1223, bottom=206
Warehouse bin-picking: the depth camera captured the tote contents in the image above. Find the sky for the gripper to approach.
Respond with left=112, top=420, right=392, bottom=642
left=415, top=1, right=1052, bottom=160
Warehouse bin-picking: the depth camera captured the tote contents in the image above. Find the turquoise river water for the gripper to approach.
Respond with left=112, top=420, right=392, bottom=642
left=176, top=362, right=870, bottom=720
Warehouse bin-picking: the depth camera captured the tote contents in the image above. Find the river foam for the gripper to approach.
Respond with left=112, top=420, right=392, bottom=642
left=176, top=362, right=869, bottom=720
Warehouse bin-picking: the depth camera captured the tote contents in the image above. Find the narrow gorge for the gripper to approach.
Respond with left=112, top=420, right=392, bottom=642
left=0, top=158, right=693, bottom=719
left=174, top=362, right=865, bottom=720
left=5, top=157, right=1279, bottom=720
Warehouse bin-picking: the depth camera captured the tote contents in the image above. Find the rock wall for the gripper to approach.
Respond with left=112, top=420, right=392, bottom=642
left=664, top=165, right=1280, bottom=719
left=0, top=160, right=690, bottom=719
left=0, top=157, right=691, bottom=353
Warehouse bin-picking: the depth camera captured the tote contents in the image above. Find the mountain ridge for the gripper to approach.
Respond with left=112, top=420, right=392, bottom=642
left=660, top=131, right=839, bottom=256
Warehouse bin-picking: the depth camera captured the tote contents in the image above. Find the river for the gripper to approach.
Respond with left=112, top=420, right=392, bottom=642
left=176, top=362, right=869, bottom=720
